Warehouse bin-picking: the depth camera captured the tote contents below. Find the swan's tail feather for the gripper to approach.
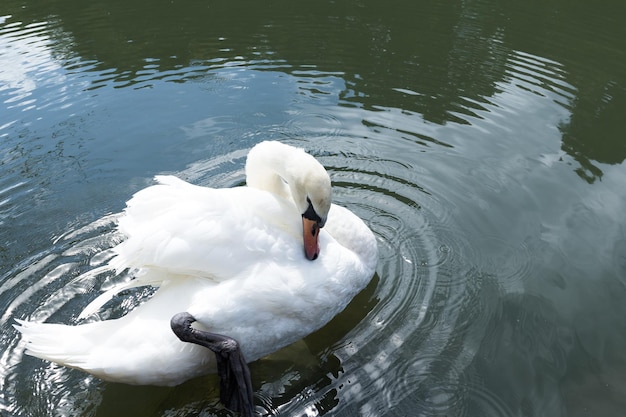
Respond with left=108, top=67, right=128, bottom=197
left=14, top=315, right=213, bottom=386
left=14, top=319, right=97, bottom=368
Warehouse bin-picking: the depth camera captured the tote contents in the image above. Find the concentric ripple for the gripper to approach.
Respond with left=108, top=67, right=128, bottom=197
left=0, top=215, right=120, bottom=416
left=1, top=128, right=486, bottom=417
left=3, top=0, right=610, bottom=414
left=171, top=126, right=488, bottom=417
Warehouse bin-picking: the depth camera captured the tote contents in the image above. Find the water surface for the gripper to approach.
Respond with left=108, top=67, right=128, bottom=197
left=1, top=0, right=626, bottom=416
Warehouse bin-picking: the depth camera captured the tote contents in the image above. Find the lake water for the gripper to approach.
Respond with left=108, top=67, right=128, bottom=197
left=1, top=0, right=626, bottom=416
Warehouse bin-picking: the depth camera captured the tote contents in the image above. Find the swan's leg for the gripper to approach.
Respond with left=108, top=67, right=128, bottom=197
left=171, top=312, right=254, bottom=417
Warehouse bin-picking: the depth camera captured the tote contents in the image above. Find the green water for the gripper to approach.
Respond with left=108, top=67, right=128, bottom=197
left=1, top=0, right=625, bottom=416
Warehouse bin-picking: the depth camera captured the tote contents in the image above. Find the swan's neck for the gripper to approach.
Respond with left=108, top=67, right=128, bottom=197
left=245, top=154, right=291, bottom=200
left=244, top=141, right=332, bottom=221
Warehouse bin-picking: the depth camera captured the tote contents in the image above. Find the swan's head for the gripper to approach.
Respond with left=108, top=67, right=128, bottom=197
left=291, top=168, right=332, bottom=261
left=245, top=141, right=332, bottom=261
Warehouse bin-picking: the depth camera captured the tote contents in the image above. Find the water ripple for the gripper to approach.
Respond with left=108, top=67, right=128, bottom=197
left=283, top=111, right=344, bottom=141
left=0, top=16, right=576, bottom=416
left=139, top=135, right=481, bottom=417
left=0, top=126, right=535, bottom=417
left=0, top=96, right=526, bottom=417
left=503, top=49, right=576, bottom=109
left=0, top=210, right=121, bottom=415
left=0, top=19, right=71, bottom=114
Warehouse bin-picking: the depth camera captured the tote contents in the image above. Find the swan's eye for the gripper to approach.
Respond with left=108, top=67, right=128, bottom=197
left=303, top=197, right=322, bottom=226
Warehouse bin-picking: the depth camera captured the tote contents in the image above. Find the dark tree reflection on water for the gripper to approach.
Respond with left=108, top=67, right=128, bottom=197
left=3, top=0, right=625, bottom=175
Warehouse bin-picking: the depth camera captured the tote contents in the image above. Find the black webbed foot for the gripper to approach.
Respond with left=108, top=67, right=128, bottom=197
left=171, top=312, right=254, bottom=417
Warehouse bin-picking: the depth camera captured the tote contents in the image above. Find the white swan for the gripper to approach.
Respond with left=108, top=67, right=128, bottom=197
left=15, top=141, right=378, bottom=414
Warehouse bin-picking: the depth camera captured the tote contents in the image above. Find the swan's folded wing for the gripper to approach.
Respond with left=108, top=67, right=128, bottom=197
left=108, top=176, right=301, bottom=282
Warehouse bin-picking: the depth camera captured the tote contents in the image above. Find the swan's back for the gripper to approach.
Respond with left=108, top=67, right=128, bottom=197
left=111, top=175, right=304, bottom=282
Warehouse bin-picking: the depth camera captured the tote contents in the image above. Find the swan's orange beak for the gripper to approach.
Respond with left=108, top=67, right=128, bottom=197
left=302, top=217, right=320, bottom=261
